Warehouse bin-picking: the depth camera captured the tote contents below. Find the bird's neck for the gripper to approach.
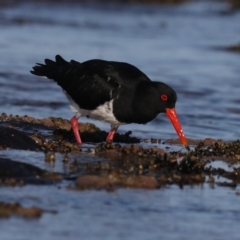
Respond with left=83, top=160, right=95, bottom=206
left=113, top=82, right=160, bottom=124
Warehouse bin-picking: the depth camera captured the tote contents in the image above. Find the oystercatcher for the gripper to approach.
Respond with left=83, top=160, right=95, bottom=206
left=31, top=55, right=188, bottom=148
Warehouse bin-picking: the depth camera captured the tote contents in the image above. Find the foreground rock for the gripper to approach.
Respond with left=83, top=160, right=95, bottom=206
left=72, top=147, right=207, bottom=190
left=0, top=126, right=41, bottom=151
left=0, top=157, right=62, bottom=186
left=1, top=113, right=240, bottom=190
left=75, top=175, right=159, bottom=190
left=228, top=0, right=240, bottom=11
left=0, top=202, right=56, bottom=218
left=0, top=113, right=139, bottom=152
left=224, top=43, right=240, bottom=53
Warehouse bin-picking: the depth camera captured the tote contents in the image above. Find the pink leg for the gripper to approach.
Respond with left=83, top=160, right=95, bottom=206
left=70, top=116, right=82, bottom=145
left=106, top=126, right=118, bottom=142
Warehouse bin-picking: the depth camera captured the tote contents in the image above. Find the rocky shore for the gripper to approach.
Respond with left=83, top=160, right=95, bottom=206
left=0, top=113, right=239, bottom=196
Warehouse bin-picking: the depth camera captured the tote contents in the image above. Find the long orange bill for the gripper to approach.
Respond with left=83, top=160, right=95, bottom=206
left=165, top=108, right=189, bottom=150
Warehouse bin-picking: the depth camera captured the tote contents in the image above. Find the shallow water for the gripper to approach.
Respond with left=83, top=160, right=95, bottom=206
left=0, top=184, right=240, bottom=240
left=1, top=1, right=240, bottom=239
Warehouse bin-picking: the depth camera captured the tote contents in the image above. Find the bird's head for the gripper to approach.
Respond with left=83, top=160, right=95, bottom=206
left=155, top=82, right=189, bottom=149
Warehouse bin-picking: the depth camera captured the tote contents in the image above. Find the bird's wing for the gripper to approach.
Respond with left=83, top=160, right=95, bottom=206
left=61, top=63, right=121, bottom=110
left=31, top=55, right=150, bottom=110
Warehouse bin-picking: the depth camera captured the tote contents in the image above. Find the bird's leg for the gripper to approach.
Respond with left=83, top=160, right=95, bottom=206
left=70, top=114, right=82, bottom=145
left=106, top=125, right=119, bottom=142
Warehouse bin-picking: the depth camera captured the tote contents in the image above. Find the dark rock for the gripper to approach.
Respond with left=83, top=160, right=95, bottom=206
left=0, top=157, right=62, bottom=185
left=0, top=126, right=41, bottom=150
left=225, top=43, right=240, bottom=52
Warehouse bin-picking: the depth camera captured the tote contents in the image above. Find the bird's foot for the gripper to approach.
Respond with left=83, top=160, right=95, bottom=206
left=106, top=129, right=116, bottom=142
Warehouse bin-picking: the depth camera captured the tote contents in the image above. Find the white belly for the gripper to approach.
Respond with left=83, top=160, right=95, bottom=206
left=63, top=90, right=125, bottom=126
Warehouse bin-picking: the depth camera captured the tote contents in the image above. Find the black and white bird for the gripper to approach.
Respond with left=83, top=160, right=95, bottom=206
left=31, top=55, right=188, bottom=147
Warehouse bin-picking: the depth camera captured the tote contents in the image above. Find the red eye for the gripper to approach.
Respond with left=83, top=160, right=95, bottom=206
left=161, top=94, right=168, bottom=101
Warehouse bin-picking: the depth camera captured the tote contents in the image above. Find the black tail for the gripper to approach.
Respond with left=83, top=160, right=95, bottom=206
left=30, top=55, right=72, bottom=80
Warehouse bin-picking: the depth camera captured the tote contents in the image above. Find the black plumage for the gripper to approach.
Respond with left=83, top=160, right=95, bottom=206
left=31, top=55, right=188, bottom=147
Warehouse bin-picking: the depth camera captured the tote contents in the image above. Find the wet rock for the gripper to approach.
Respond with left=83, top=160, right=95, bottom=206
left=80, top=130, right=139, bottom=143
left=222, top=167, right=240, bottom=183
left=0, top=113, right=140, bottom=151
left=62, top=154, right=69, bottom=163
left=0, top=202, right=42, bottom=218
left=164, top=138, right=184, bottom=145
left=195, top=139, right=240, bottom=163
left=95, top=142, right=166, bottom=157
left=45, top=152, right=55, bottom=163
left=224, top=43, right=240, bottom=53
left=1, top=113, right=240, bottom=189
left=177, top=154, right=207, bottom=174
left=0, top=157, right=62, bottom=185
left=96, top=149, right=127, bottom=162
left=41, top=118, right=55, bottom=127
left=75, top=174, right=159, bottom=190
left=0, top=126, right=41, bottom=151
left=75, top=175, right=113, bottom=190
left=110, top=174, right=159, bottom=189
left=228, top=0, right=240, bottom=10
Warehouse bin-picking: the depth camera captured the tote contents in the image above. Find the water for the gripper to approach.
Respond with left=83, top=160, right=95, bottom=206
left=0, top=1, right=240, bottom=239
left=0, top=185, right=240, bottom=240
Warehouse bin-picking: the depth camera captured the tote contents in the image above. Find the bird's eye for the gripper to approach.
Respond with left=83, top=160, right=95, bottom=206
left=160, top=94, right=168, bottom=101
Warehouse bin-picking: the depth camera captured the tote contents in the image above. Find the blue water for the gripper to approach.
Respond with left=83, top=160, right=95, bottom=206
left=0, top=1, right=240, bottom=240
left=0, top=184, right=240, bottom=240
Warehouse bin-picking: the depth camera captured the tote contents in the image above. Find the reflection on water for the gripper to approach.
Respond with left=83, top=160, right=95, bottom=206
left=0, top=182, right=240, bottom=240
